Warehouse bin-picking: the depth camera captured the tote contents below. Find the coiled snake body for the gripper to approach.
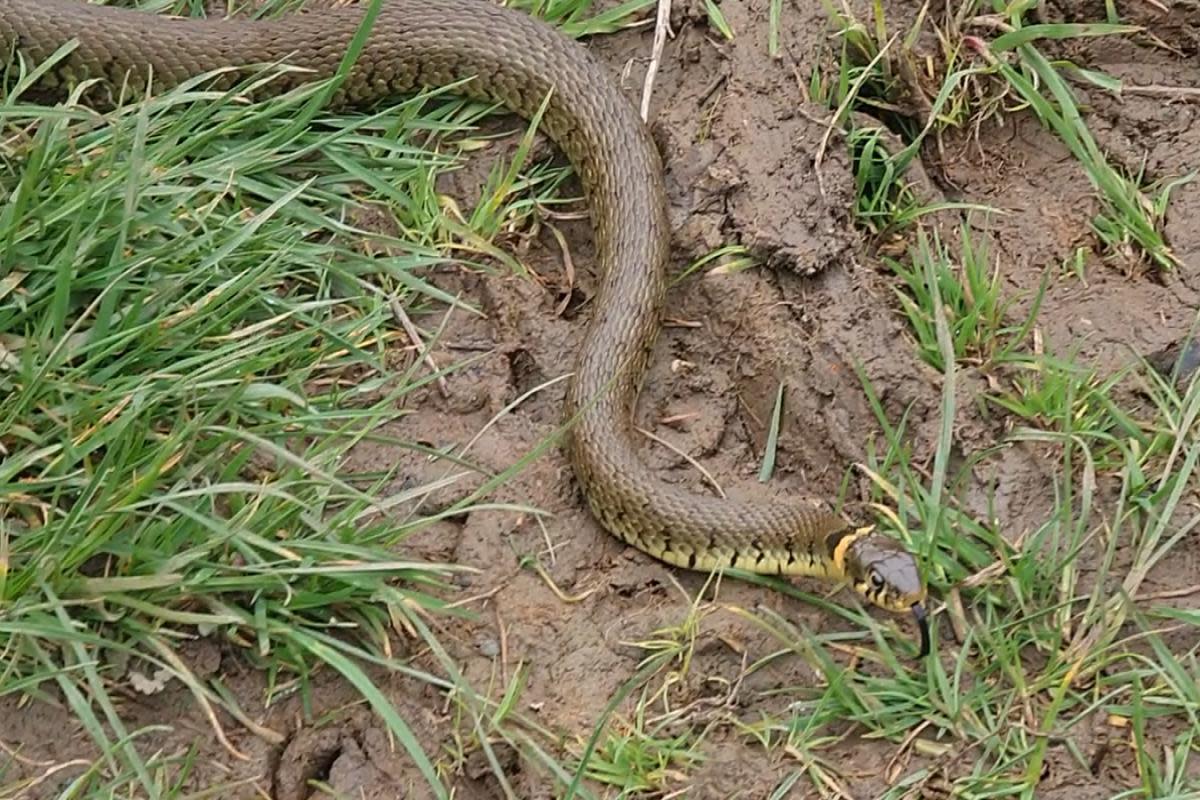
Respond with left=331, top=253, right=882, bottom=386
left=0, top=0, right=928, bottom=652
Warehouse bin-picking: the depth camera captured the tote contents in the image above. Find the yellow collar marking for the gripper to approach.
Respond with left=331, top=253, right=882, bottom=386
left=831, top=524, right=875, bottom=574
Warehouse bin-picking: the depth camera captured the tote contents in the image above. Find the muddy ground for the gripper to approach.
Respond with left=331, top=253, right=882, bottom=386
left=4, top=0, right=1200, bottom=798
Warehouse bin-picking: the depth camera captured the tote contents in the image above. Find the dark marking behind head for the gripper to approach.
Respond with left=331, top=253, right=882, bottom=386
left=823, top=525, right=854, bottom=558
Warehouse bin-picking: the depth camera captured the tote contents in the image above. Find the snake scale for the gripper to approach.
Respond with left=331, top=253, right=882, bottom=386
left=0, top=0, right=929, bottom=653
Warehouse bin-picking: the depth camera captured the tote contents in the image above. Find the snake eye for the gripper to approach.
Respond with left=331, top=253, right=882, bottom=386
left=869, top=571, right=885, bottom=591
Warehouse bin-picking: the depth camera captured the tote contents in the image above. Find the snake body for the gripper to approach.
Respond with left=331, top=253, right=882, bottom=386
left=0, top=0, right=927, bottom=648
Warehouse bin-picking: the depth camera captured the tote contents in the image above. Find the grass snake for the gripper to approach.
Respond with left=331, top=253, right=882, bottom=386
left=0, top=0, right=930, bottom=654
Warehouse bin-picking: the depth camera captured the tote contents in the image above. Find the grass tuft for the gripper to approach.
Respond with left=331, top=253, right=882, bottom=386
left=0, top=36, right=577, bottom=797
left=886, top=224, right=1042, bottom=371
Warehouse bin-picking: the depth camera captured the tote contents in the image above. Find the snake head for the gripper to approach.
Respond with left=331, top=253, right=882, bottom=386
left=831, top=526, right=929, bottom=656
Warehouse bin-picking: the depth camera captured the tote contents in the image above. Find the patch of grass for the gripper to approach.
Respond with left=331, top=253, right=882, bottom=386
left=821, top=3, right=1137, bottom=157
left=966, top=18, right=1190, bottom=270
left=460, top=92, right=577, bottom=251
left=0, top=62, right=498, bottom=797
left=816, top=1, right=1002, bottom=159
left=980, top=351, right=1191, bottom=479
left=819, top=3, right=1190, bottom=270
left=584, top=706, right=706, bottom=796
left=844, top=125, right=931, bottom=235
left=809, top=15, right=930, bottom=236
left=886, top=224, right=1042, bottom=372
left=672, top=244, right=758, bottom=286
left=813, top=6, right=997, bottom=237
left=988, top=356, right=1132, bottom=436
left=581, top=581, right=724, bottom=796
left=819, top=1, right=925, bottom=135
left=827, top=5, right=1185, bottom=270
left=812, top=33, right=1199, bottom=786
left=549, top=582, right=722, bottom=799
left=717, top=287, right=1200, bottom=798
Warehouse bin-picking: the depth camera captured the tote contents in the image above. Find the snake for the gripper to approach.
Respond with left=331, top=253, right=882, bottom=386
left=0, top=0, right=929, bottom=654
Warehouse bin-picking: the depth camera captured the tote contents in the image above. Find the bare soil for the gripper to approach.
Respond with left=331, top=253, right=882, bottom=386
left=4, top=0, right=1200, bottom=798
